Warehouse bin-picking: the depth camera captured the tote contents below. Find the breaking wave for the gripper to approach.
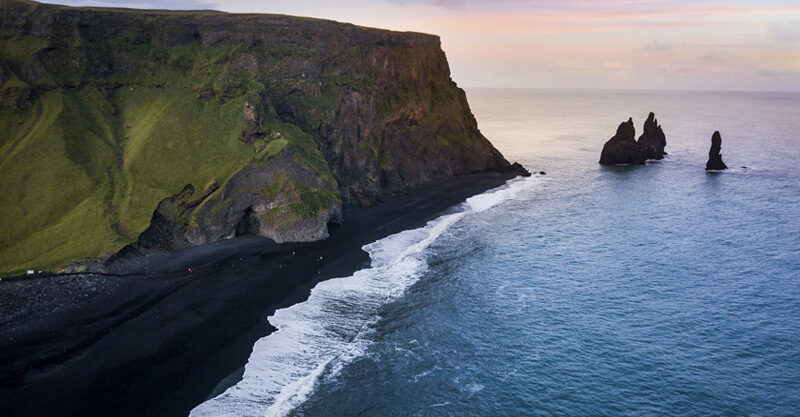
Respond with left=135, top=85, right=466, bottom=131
left=190, top=175, right=539, bottom=417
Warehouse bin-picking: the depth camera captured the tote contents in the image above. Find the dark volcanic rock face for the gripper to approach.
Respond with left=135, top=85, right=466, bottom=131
left=186, top=148, right=343, bottom=245
left=316, top=59, right=513, bottom=202
left=510, top=162, right=531, bottom=177
left=638, top=112, right=667, bottom=160
left=599, top=118, right=646, bottom=165
left=0, top=0, right=525, bottom=272
left=599, top=112, right=668, bottom=165
left=706, top=131, right=728, bottom=170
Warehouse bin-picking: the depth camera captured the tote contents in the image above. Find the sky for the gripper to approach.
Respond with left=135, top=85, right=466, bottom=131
left=47, top=0, right=800, bottom=91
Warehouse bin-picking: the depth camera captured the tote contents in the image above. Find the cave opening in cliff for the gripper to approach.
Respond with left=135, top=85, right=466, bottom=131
left=235, top=206, right=259, bottom=237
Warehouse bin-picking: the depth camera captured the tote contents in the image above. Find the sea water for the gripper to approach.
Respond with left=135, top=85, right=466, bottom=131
left=193, top=89, right=800, bottom=416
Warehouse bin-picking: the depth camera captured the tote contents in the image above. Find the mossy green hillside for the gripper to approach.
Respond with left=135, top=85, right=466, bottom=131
left=0, top=1, right=360, bottom=274
left=0, top=87, right=231, bottom=274
left=0, top=0, right=512, bottom=275
left=0, top=82, right=337, bottom=274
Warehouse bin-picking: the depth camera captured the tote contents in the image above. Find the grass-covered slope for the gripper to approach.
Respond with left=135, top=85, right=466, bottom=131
left=0, top=0, right=514, bottom=275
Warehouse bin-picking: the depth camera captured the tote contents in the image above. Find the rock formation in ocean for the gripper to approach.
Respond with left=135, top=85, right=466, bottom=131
left=637, top=112, right=667, bottom=160
left=0, top=0, right=526, bottom=274
left=706, top=131, right=728, bottom=170
left=599, top=112, right=668, bottom=165
left=599, top=118, right=646, bottom=165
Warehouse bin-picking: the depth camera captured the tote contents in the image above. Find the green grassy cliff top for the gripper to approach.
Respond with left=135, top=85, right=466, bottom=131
left=0, top=0, right=511, bottom=276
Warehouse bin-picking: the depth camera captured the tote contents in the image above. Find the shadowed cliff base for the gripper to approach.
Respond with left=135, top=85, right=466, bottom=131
left=0, top=171, right=518, bottom=417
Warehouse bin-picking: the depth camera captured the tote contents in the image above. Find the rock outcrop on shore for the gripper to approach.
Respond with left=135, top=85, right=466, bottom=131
left=638, top=112, right=667, bottom=160
left=599, top=118, right=646, bottom=165
left=0, top=0, right=525, bottom=275
left=706, top=131, right=728, bottom=170
left=510, top=162, right=532, bottom=177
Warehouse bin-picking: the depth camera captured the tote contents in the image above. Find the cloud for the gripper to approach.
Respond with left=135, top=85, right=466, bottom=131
left=499, top=0, right=684, bottom=9
left=638, top=40, right=676, bottom=54
left=388, top=0, right=465, bottom=9
left=397, top=3, right=800, bottom=37
left=696, top=51, right=729, bottom=64
left=601, top=61, right=634, bottom=70
left=770, top=20, right=800, bottom=43
left=757, top=68, right=800, bottom=77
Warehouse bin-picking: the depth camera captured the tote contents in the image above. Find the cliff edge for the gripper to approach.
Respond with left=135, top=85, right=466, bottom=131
left=0, top=0, right=521, bottom=275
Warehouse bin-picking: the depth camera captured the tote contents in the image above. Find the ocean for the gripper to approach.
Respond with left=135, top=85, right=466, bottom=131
left=192, top=89, right=800, bottom=416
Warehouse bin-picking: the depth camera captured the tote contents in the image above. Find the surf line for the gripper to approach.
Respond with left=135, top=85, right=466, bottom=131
left=191, top=174, right=539, bottom=417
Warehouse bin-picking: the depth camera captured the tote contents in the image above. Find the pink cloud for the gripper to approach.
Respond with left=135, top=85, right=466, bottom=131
left=410, top=4, right=800, bottom=35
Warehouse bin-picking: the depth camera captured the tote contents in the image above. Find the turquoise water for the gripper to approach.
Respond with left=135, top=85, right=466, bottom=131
left=195, top=90, right=800, bottom=416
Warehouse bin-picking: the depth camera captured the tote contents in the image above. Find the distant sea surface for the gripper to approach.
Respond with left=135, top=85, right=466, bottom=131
left=193, top=89, right=800, bottom=416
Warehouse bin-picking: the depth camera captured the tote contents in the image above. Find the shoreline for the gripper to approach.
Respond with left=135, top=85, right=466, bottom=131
left=0, top=171, right=518, bottom=417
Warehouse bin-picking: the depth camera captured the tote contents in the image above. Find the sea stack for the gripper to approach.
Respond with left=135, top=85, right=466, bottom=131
left=638, top=112, right=667, bottom=160
left=706, top=131, right=728, bottom=170
left=599, top=118, right=646, bottom=165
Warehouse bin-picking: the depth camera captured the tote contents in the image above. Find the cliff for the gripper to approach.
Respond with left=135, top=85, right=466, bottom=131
left=0, top=0, right=520, bottom=275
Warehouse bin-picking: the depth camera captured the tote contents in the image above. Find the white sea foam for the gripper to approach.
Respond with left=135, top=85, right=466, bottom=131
left=190, top=175, right=539, bottom=417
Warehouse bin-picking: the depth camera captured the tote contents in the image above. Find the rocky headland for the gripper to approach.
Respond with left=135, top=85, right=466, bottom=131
left=0, top=2, right=531, bottom=415
left=0, top=0, right=527, bottom=276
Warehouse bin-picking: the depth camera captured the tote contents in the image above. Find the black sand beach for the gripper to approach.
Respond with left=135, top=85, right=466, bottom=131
left=0, top=172, right=515, bottom=417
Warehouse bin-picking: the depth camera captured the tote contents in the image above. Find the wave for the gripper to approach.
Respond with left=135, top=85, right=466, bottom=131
left=190, top=175, right=539, bottom=417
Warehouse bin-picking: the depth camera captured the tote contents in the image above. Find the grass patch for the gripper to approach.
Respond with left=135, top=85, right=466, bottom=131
left=0, top=81, right=343, bottom=275
left=0, top=85, right=259, bottom=275
left=0, top=34, right=47, bottom=63
left=0, top=89, right=120, bottom=273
